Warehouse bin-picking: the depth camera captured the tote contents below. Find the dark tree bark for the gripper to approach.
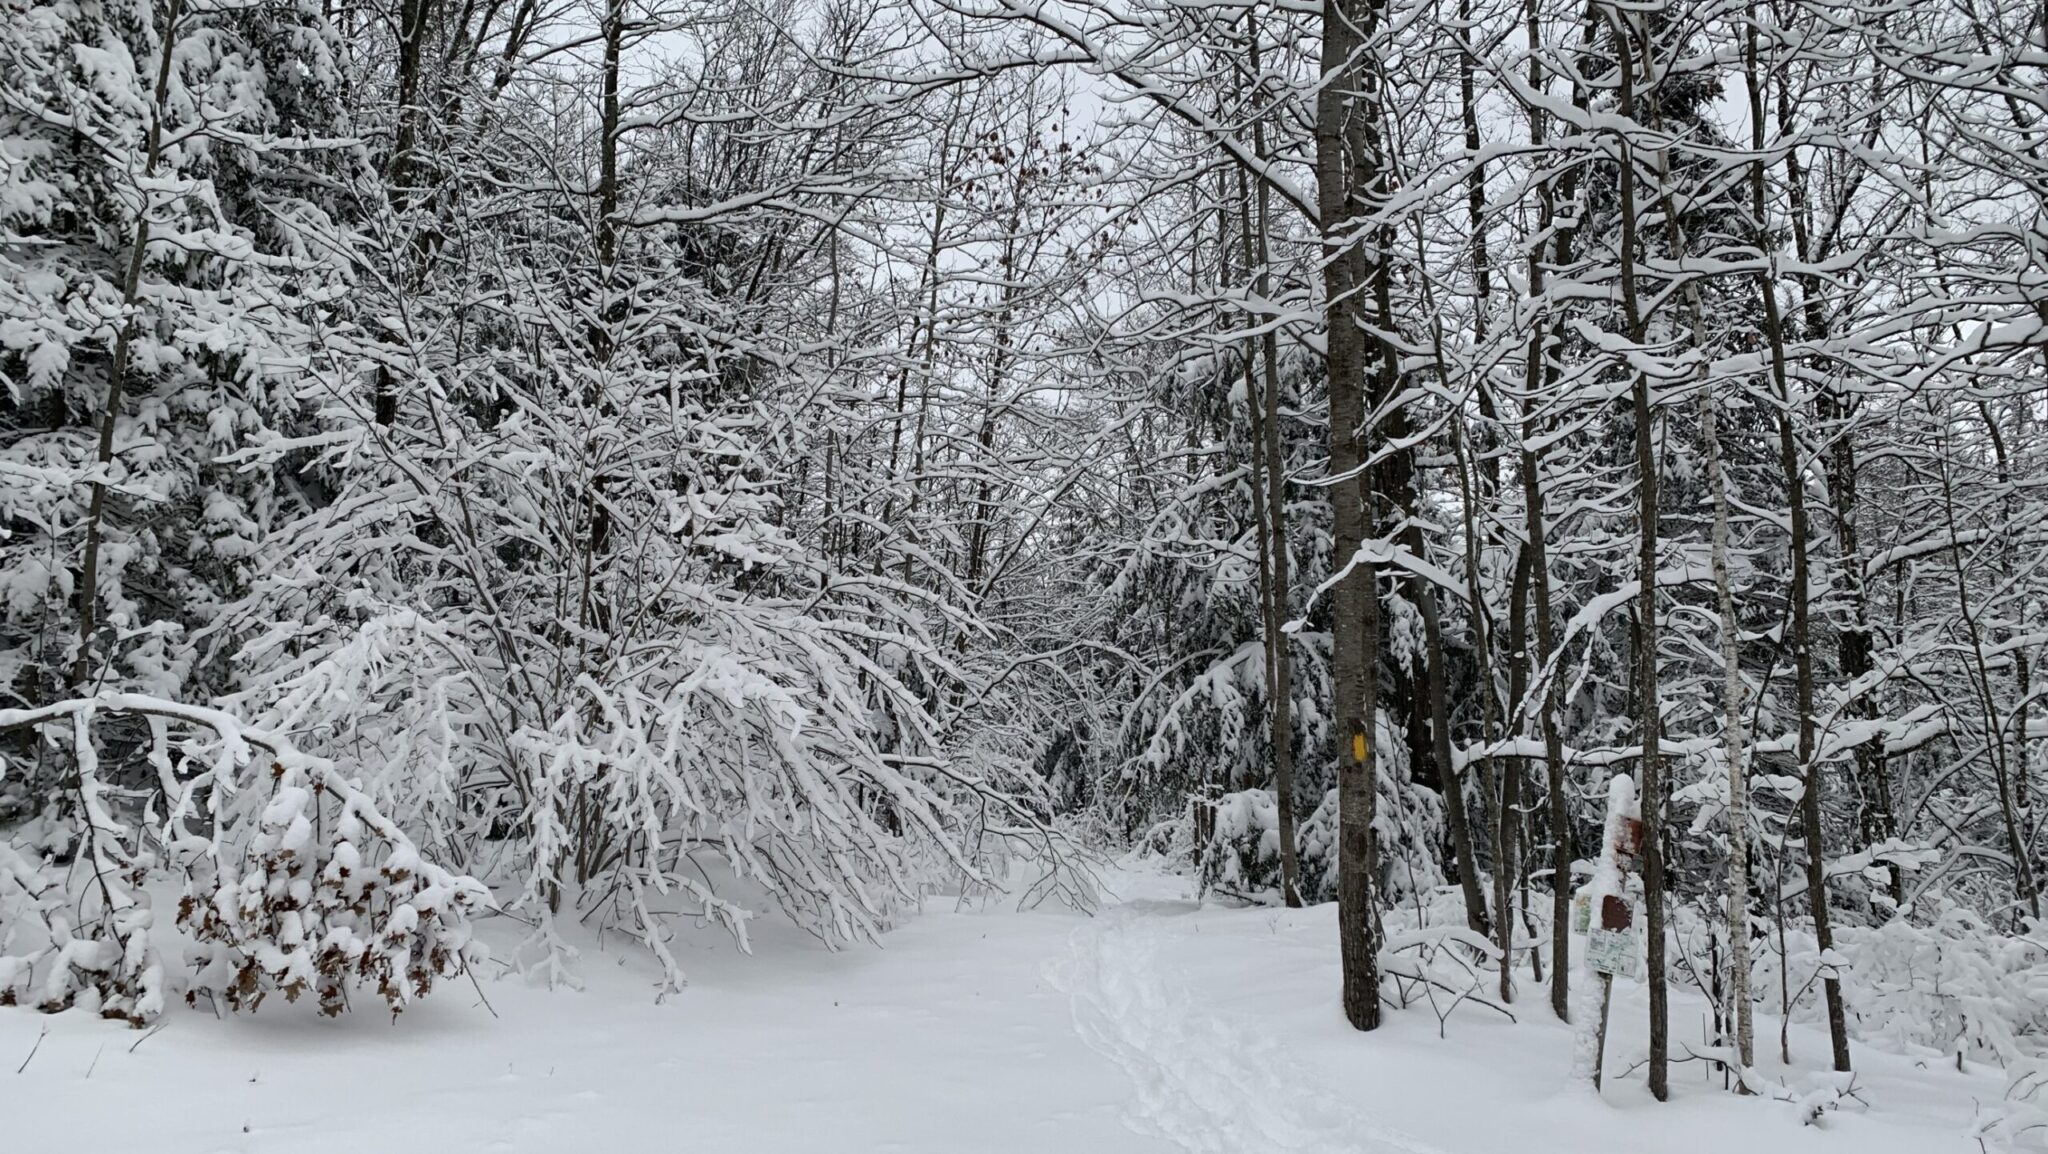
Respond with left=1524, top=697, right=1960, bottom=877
left=1320, top=0, right=1389, bottom=1030
left=1601, top=7, right=1668, bottom=1099
left=1239, top=65, right=1305, bottom=903
left=1742, top=25, right=1853, bottom=1073
left=1517, top=0, right=1583, bottom=1022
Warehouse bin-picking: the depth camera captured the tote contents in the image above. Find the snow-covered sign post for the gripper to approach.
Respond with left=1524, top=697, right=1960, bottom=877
left=1571, top=774, right=1642, bottom=1091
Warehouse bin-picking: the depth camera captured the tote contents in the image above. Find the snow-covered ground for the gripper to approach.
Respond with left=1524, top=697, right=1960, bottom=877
left=1, top=868, right=2000, bottom=1152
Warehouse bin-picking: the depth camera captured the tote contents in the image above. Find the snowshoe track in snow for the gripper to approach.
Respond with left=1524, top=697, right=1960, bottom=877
left=1051, top=903, right=1455, bottom=1154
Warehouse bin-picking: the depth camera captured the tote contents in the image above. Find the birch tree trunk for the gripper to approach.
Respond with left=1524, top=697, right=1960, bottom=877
left=1698, top=353, right=1754, bottom=1079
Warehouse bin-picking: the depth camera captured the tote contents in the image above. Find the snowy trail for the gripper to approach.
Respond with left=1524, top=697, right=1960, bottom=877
left=0, top=872, right=1993, bottom=1153
left=1053, top=899, right=1454, bottom=1154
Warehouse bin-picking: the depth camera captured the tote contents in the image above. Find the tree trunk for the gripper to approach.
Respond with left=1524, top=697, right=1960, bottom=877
left=72, top=0, right=184, bottom=692
left=1506, top=550, right=1539, bottom=985
left=1603, top=9, right=1667, bottom=1098
left=1772, top=51, right=1900, bottom=903
left=1519, top=0, right=1581, bottom=1021
left=1743, top=18, right=1852, bottom=1070
left=1321, top=0, right=1386, bottom=1030
left=1410, top=529, right=1493, bottom=937
left=1237, top=49, right=1303, bottom=905
left=1699, top=349, right=1755, bottom=1078
left=1454, top=0, right=1514, bottom=993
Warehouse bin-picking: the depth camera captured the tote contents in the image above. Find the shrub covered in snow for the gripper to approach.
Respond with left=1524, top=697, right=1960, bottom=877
left=179, top=756, right=487, bottom=1017
left=1749, top=901, right=2048, bottom=1067
left=0, top=697, right=487, bottom=1023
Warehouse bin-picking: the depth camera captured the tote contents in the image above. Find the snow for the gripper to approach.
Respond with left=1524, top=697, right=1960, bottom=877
left=0, top=866, right=2001, bottom=1152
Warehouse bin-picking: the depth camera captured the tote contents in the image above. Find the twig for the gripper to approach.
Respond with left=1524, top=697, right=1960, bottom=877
left=466, top=964, right=500, bottom=1020
left=15, top=1026, right=48, bottom=1074
left=128, top=1020, right=168, bottom=1053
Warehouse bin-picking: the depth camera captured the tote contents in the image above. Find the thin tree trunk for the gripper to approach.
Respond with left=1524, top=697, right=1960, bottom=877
left=1453, top=422, right=1512, bottom=999
left=1772, top=44, right=1900, bottom=903
left=1239, top=61, right=1304, bottom=903
left=1741, top=20, right=1852, bottom=1070
left=1602, top=8, right=1667, bottom=1099
left=1506, top=550, right=1541, bottom=984
left=1936, top=417, right=2040, bottom=924
left=1258, top=257, right=1303, bottom=912
left=1975, top=402, right=2039, bottom=921
left=1519, top=0, right=1580, bottom=1021
left=1244, top=346, right=1301, bottom=904
left=72, top=0, right=185, bottom=691
left=1412, top=538, right=1493, bottom=937
left=1653, top=57, right=1754, bottom=1082
left=1456, top=0, right=1512, bottom=991
left=1699, top=347, right=1755, bottom=1079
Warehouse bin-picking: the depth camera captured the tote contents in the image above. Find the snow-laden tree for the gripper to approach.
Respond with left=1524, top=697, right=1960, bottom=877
left=0, top=0, right=486, bottom=1020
